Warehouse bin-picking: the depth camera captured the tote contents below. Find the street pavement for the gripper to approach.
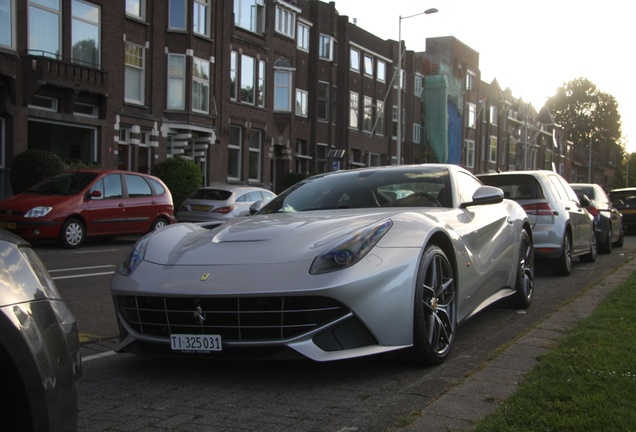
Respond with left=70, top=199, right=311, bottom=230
left=404, top=253, right=636, bottom=431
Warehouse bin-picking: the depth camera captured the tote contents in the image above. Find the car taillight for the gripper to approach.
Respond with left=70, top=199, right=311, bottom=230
left=212, top=206, right=235, bottom=214
left=522, top=202, right=557, bottom=216
left=586, top=205, right=599, bottom=216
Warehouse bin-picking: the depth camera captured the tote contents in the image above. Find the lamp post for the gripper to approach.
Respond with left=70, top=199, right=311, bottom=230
left=588, top=128, right=609, bottom=183
left=396, top=7, right=438, bottom=165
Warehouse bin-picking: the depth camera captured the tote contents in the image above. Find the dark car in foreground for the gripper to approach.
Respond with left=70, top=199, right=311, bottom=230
left=112, top=164, right=534, bottom=366
left=478, top=170, right=596, bottom=276
left=608, top=187, right=636, bottom=232
left=0, top=170, right=175, bottom=248
left=0, top=229, right=82, bottom=431
left=571, top=183, right=623, bottom=253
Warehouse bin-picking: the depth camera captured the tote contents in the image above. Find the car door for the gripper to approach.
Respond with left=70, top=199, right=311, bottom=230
left=550, top=175, right=592, bottom=255
left=122, top=173, right=157, bottom=233
left=85, top=173, right=129, bottom=235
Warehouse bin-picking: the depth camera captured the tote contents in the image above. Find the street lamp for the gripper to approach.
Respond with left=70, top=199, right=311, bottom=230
left=396, top=7, right=438, bottom=165
left=588, top=128, right=609, bottom=183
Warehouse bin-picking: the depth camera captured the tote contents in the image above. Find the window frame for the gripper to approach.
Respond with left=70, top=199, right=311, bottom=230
left=297, top=21, right=310, bottom=51
left=274, top=69, right=292, bottom=112
left=28, top=0, right=61, bottom=58
left=168, top=0, right=187, bottom=31
left=167, top=53, right=186, bottom=110
left=228, top=125, right=242, bottom=181
left=275, top=5, right=295, bottom=39
left=71, top=0, right=100, bottom=67
left=350, top=48, right=360, bottom=72
left=193, top=0, right=210, bottom=37
left=295, top=89, right=308, bottom=117
left=248, top=129, right=262, bottom=182
left=124, top=41, right=145, bottom=105
left=125, top=0, right=145, bottom=20
left=349, top=91, right=359, bottom=129
left=192, top=57, right=210, bottom=113
left=0, top=0, right=16, bottom=50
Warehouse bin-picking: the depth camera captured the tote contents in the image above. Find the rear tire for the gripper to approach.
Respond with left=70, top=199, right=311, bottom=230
left=599, top=226, right=612, bottom=254
left=150, top=217, right=169, bottom=232
left=403, top=245, right=456, bottom=366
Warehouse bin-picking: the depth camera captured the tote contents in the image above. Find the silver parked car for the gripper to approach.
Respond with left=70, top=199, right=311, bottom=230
left=0, top=229, right=82, bottom=431
left=176, top=183, right=276, bottom=223
left=570, top=183, right=624, bottom=253
left=478, top=170, right=596, bottom=276
left=111, top=164, right=534, bottom=366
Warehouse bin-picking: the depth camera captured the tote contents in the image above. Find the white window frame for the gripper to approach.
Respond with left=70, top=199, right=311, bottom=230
left=248, top=129, right=262, bottom=182
left=375, top=100, right=384, bottom=136
left=234, top=0, right=265, bottom=34
left=193, top=0, right=210, bottom=37
left=275, top=5, right=295, bottom=38
left=274, top=69, right=292, bottom=112
left=350, top=48, right=360, bottom=72
left=489, top=105, right=498, bottom=126
left=466, top=69, right=476, bottom=91
left=466, top=103, right=476, bottom=129
left=1, top=0, right=16, bottom=50
left=230, top=50, right=238, bottom=101
left=465, top=139, right=475, bottom=168
left=257, top=60, right=266, bottom=108
left=72, top=0, right=100, bottom=66
left=319, top=34, right=335, bottom=61
left=28, top=0, right=61, bottom=57
left=295, top=89, right=308, bottom=117
left=349, top=92, right=359, bottom=129
left=414, top=75, right=423, bottom=97
left=228, top=125, right=242, bottom=181
left=167, top=53, right=186, bottom=110
left=363, top=54, right=373, bottom=77
left=297, top=21, right=310, bottom=51
left=376, top=60, right=386, bottom=82
left=240, top=53, right=256, bottom=105
left=169, top=0, right=187, bottom=30
left=125, top=0, right=145, bottom=20
left=363, top=96, right=372, bottom=132
left=192, top=57, right=210, bottom=113
left=489, top=135, right=498, bottom=163
left=28, top=95, right=58, bottom=112
left=74, top=102, right=98, bottom=118
left=124, top=41, right=145, bottom=105
left=413, top=123, right=421, bottom=144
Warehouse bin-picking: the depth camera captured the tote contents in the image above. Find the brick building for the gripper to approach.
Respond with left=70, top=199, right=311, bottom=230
left=0, top=0, right=617, bottom=200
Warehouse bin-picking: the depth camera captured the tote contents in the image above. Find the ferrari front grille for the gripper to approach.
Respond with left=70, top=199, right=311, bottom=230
left=117, top=295, right=349, bottom=341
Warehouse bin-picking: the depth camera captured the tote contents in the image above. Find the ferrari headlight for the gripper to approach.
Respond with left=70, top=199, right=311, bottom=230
left=25, top=206, right=53, bottom=218
left=117, top=234, right=151, bottom=276
left=310, top=220, right=392, bottom=274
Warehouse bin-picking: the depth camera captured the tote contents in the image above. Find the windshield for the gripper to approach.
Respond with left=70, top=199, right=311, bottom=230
left=259, top=166, right=451, bottom=213
left=28, top=172, right=98, bottom=195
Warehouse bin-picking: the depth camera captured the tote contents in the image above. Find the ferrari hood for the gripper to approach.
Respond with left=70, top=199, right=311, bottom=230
left=143, top=210, right=401, bottom=266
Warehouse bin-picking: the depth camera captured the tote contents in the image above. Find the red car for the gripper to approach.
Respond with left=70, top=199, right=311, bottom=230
left=0, top=170, right=175, bottom=248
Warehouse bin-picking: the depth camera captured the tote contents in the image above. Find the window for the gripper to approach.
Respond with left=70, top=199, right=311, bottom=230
left=377, top=60, right=386, bottom=82
left=466, top=103, right=476, bottom=129
left=349, top=92, right=359, bottom=129
left=257, top=60, right=265, bottom=108
left=375, top=100, right=384, bottom=136
left=230, top=51, right=238, bottom=101
left=74, top=102, right=98, bottom=117
left=413, top=123, right=421, bottom=144
left=318, top=82, right=329, bottom=121
left=489, top=135, right=498, bottom=163
left=249, top=129, right=262, bottom=181
left=28, top=95, right=58, bottom=111
left=228, top=125, right=242, bottom=180
left=465, top=139, right=475, bottom=168
left=125, top=174, right=152, bottom=197
left=125, top=41, right=145, bottom=104
left=167, top=54, right=185, bottom=109
left=72, top=0, right=100, bottom=66
left=466, top=69, right=476, bottom=91
left=414, top=75, right=423, bottom=97
left=350, top=48, right=360, bottom=72
left=297, top=21, right=309, bottom=51
left=296, top=89, right=308, bottom=117
left=363, top=96, right=372, bottom=132
left=367, top=152, right=381, bottom=167
left=241, top=54, right=255, bottom=104
left=317, top=143, right=328, bottom=173
left=234, top=0, right=264, bottom=34
left=392, top=105, right=398, bottom=138
left=28, top=0, right=61, bottom=57
left=1, top=0, right=15, bottom=49
left=193, top=0, right=210, bottom=37
left=275, top=5, right=295, bottom=38
left=489, top=105, right=498, bottom=126
left=364, top=55, right=373, bottom=77
left=169, top=0, right=186, bottom=30
left=126, top=0, right=144, bottom=20
left=274, top=69, right=292, bottom=111
left=192, top=57, right=210, bottom=113
left=319, top=34, right=335, bottom=61
left=295, top=140, right=309, bottom=174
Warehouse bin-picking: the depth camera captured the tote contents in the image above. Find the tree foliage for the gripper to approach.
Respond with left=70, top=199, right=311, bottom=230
left=153, top=157, right=203, bottom=210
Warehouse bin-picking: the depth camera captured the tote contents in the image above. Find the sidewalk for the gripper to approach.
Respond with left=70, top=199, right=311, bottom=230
left=404, top=255, right=636, bottom=432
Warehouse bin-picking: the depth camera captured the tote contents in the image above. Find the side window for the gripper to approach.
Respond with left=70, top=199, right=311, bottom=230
left=235, top=193, right=248, bottom=203
left=125, top=174, right=152, bottom=197
left=89, top=178, right=105, bottom=200
left=103, top=174, right=124, bottom=199
left=147, top=178, right=166, bottom=196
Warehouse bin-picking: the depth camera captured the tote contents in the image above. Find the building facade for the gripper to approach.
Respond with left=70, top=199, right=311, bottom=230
left=0, top=0, right=617, bottom=200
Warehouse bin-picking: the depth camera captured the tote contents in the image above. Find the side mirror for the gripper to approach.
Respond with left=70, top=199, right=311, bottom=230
left=249, top=199, right=268, bottom=215
left=88, top=190, right=102, bottom=200
left=580, top=195, right=590, bottom=208
left=460, top=186, right=504, bottom=208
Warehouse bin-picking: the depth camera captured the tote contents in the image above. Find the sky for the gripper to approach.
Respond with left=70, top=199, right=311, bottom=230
left=334, top=0, right=635, bottom=152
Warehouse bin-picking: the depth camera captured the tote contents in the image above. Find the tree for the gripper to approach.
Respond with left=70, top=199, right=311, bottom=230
left=546, top=78, right=624, bottom=187
left=153, top=157, right=203, bottom=211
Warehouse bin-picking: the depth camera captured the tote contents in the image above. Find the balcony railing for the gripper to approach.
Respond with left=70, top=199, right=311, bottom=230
left=24, top=50, right=108, bottom=93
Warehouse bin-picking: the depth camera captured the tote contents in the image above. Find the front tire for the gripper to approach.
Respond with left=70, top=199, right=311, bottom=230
left=405, top=245, right=456, bottom=366
left=59, top=218, right=85, bottom=249
left=550, top=232, right=572, bottom=276
left=509, top=229, right=534, bottom=309
left=599, top=226, right=612, bottom=254
left=580, top=233, right=597, bottom=263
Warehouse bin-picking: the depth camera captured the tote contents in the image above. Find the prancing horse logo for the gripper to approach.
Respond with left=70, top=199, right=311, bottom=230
left=193, top=305, right=206, bottom=325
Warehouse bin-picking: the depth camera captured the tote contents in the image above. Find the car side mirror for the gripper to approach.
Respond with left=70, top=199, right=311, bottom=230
left=460, top=186, right=504, bottom=208
left=88, top=190, right=102, bottom=200
left=249, top=199, right=267, bottom=215
left=580, top=195, right=590, bottom=208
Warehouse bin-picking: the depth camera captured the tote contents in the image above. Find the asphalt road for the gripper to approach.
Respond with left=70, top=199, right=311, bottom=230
left=34, top=235, right=636, bottom=432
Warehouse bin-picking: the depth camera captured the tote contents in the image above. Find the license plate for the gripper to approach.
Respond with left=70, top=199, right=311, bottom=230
left=192, top=205, right=210, bottom=211
left=170, top=334, right=222, bottom=352
left=0, top=222, right=16, bottom=229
